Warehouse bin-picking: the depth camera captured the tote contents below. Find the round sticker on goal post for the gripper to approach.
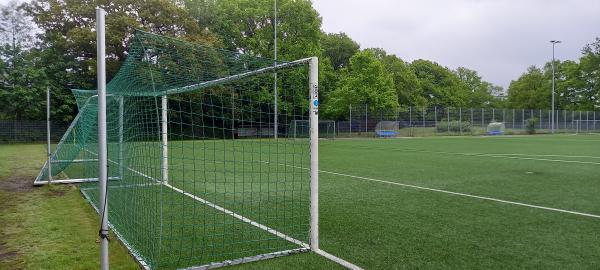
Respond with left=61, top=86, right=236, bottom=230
left=312, top=99, right=319, bottom=108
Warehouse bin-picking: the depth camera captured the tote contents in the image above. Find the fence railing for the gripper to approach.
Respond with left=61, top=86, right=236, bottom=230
left=331, top=105, right=600, bottom=137
left=0, top=120, right=67, bottom=143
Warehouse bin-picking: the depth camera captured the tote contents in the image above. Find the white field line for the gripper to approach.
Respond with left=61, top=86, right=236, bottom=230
left=489, top=153, right=600, bottom=159
left=98, top=152, right=310, bottom=248
left=162, top=181, right=309, bottom=248
left=260, top=161, right=600, bottom=219
left=320, top=169, right=600, bottom=219
left=315, top=249, right=363, bottom=270
left=350, top=146, right=600, bottom=166
left=409, top=149, right=600, bottom=165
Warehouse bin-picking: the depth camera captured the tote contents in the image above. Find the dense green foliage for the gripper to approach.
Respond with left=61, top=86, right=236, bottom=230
left=508, top=39, right=600, bottom=111
left=325, top=50, right=398, bottom=118
left=436, top=120, right=472, bottom=133
left=0, top=0, right=598, bottom=123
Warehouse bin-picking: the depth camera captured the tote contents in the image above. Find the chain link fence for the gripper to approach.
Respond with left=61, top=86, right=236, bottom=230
left=0, top=120, right=68, bottom=143
left=333, top=105, right=600, bottom=138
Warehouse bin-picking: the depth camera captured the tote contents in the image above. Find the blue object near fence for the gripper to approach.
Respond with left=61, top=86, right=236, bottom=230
left=376, top=130, right=398, bottom=137
left=487, top=130, right=504, bottom=135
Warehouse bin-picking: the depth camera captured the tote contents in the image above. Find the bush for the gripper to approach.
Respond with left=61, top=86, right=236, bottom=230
left=525, top=118, right=537, bottom=134
left=436, top=120, right=472, bottom=133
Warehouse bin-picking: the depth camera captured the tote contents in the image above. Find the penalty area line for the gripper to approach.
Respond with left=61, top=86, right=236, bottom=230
left=319, top=169, right=600, bottom=219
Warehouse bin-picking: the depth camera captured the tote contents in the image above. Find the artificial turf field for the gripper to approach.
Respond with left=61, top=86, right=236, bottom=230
left=1, top=134, right=599, bottom=269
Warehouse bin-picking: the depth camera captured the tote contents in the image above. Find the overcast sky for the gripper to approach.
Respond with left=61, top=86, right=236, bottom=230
left=313, top=0, right=600, bottom=89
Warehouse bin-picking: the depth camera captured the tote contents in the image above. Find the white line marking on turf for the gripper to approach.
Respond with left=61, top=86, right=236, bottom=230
left=353, top=146, right=600, bottom=166
left=315, top=249, right=363, bottom=270
left=163, top=182, right=309, bottom=248
left=260, top=161, right=600, bottom=219
left=423, top=150, right=600, bottom=165
left=318, top=169, right=600, bottom=219
left=490, top=153, right=600, bottom=159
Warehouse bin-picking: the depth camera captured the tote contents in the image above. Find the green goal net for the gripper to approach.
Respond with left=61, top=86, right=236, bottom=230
left=290, top=120, right=336, bottom=139
left=37, top=30, right=319, bottom=269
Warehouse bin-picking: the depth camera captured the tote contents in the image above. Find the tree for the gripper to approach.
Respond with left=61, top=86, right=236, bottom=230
left=410, top=59, right=469, bottom=107
left=455, top=67, right=501, bottom=108
left=188, top=0, right=322, bottom=61
left=321, top=32, right=359, bottom=70
left=327, top=50, right=398, bottom=118
left=577, top=37, right=600, bottom=110
left=22, top=0, right=217, bottom=122
left=507, top=66, right=550, bottom=109
left=378, top=52, right=426, bottom=108
left=0, top=1, right=45, bottom=120
left=0, top=0, right=35, bottom=50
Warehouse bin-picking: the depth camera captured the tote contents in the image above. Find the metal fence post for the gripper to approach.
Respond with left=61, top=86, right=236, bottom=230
left=539, top=109, right=543, bottom=130
left=512, top=109, right=515, bottom=129
left=459, top=107, right=462, bottom=135
left=470, top=108, right=474, bottom=135
left=349, top=104, right=352, bottom=137
left=409, top=106, right=412, bottom=136
left=365, top=104, right=368, bottom=133
left=46, top=87, right=52, bottom=184
left=447, top=107, right=450, bottom=133
left=481, top=108, right=484, bottom=130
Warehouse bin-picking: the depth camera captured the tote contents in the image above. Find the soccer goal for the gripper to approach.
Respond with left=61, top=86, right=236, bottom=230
left=375, top=121, right=399, bottom=137
left=487, top=121, right=505, bottom=135
left=36, top=8, right=359, bottom=270
left=572, top=120, right=600, bottom=134
left=291, top=120, right=336, bottom=139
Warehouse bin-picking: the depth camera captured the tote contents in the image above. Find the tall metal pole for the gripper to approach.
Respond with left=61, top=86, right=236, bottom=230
left=96, top=7, right=109, bottom=270
left=46, top=87, right=51, bottom=184
left=118, top=96, right=124, bottom=181
left=162, top=96, right=168, bottom=184
left=309, top=57, right=319, bottom=250
left=550, top=40, right=561, bottom=133
left=273, top=0, right=278, bottom=139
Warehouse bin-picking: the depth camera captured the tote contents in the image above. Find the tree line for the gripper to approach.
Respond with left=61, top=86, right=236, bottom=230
left=1, top=0, right=598, bottom=123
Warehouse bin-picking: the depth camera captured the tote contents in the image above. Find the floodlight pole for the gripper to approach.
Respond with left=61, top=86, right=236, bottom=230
left=309, top=57, right=319, bottom=250
left=273, top=0, right=278, bottom=139
left=46, top=86, right=51, bottom=184
left=550, top=40, right=561, bottom=134
left=96, top=7, right=109, bottom=270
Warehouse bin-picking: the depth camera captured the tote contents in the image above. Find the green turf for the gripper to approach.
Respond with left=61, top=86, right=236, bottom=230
left=0, top=144, right=139, bottom=269
left=2, top=134, right=600, bottom=269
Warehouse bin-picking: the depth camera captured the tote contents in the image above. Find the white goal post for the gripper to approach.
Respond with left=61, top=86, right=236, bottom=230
left=572, top=120, right=600, bottom=134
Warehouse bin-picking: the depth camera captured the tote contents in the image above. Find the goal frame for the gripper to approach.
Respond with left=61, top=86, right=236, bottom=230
left=291, top=119, right=336, bottom=139
left=38, top=8, right=360, bottom=270
left=572, top=120, right=600, bottom=134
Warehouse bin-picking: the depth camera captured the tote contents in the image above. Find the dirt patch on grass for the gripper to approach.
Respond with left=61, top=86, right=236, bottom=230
left=0, top=241, right=17, bottom=261
left=44, top=185, right=73, bottom=197
left=0, top=175, right=34, bottom=193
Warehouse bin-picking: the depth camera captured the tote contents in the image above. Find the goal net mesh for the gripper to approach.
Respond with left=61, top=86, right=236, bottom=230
left=291, top=120, right=335, bottom=139
left=375, top=121, right=398, bottom=137
left=38, top=30, right=314, bottom=269
left=487, top=122, right=505, bottom=135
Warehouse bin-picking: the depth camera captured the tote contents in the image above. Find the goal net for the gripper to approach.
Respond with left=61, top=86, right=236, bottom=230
left=375, top=121, right=398, bottom=137
left=571, top=120, right=600, bottom=134
left=487, top=121, right=505, bottom=135
left=36, top=30, right=320, bottom=269
left=291, top=120, right=335, bottom=139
